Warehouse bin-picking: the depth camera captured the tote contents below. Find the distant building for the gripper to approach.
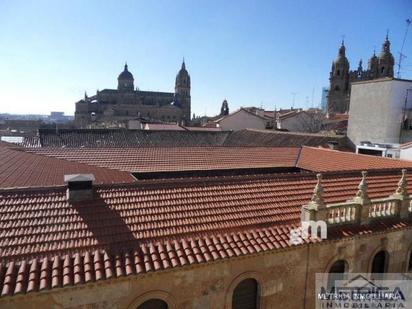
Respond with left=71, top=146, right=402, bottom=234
left=74, top=61, right=191, bottom=128
left=49, top=112, right=73, bottom=123
left=321, top=87, right=329, bottom=111
left=322, top=113, right=348, bottom=134
left=0, top=119, right=42, bottom=135
left=276, top=108, right=324, bottom=133
left=214, top=107, right=274, bottom=131
left=347, top=78, right=412, bottom=146
left=328, top=36, right=395, bottom=113
left=356, top=141, right=400, bottom=158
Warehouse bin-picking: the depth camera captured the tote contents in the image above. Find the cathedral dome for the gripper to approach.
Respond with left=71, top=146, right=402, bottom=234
left=118, top=64, right=134, bottom=80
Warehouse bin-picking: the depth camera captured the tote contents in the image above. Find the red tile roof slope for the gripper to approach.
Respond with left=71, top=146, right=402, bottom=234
left=297, top=147, right=412, bottom=172
left=224, top=129, right=348, bottom=148
left=24, top=146, right=412, bottom=174
left=0, top=144, right=135, bottom=189
left=21, top=129, right=230, bottom=148
left=24, top=147, right=301, bottom=173
left=0, top=170, right=411, bottom=296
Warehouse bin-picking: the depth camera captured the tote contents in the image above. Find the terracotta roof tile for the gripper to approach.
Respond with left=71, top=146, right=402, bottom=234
left=0, top=144, right=135, bottom=189
left=297, top=147, right=412, bottom=172
left=224, top=129, right=348, bottom=148
left=25, top=147, right=301, bottom=173
left=20, top=129, right=229, bottom=148
left=0, top=170, right=411, bottom=296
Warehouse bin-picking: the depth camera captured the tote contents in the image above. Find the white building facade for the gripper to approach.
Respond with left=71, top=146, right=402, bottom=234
left=347, top=78, right=412, bottom=146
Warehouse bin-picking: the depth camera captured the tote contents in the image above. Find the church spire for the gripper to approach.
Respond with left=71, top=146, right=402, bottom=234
left=339, top=40, right=346, bottom=56
left=181, top=58, right=186, bottom=70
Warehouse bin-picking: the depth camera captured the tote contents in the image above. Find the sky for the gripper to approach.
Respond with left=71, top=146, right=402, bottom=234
left=0, top=0, right=411, bottom=117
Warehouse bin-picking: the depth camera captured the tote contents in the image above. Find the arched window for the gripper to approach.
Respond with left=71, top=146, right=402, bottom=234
left=337, top=69, right=340, bottom=76
left=137, top=298, right=168, bottom=309
left=381, top=67, right=385, bottom=74
left=334, top=85, right=340, bottom=92
left=327, top=260, right=348, bottom=291
left=232, top=278, right=259, bottom=309
left=371, top=250, right=388, bottom=280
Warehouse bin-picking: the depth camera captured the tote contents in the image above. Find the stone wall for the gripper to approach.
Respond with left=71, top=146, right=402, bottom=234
left=2, top=227, right=411, bottom=309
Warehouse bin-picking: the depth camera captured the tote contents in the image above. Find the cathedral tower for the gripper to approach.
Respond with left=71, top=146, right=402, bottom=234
left=175, top=60, right=191, bottom=122
left=220, top=99, right=229, bottom=116
left=377, top=35, right=394, bottom=78
left=117, top=63, right=134, bottom=92
left=367, top=50, right=379, bottom=79
left=328, top=41, right=351, bottom=113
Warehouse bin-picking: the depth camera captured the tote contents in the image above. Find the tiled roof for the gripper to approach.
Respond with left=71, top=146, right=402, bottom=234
left=215, top=108, right=271, bottom=123
left=0, top=170, right=410, bottom=296
left=297, top=147, right=412, bottom=172
left=24, top=147, right=301, bottom=173
left=0, top=144, right=135, bottom=189
left=17, top=128, right=350, bottom=149
left=23, top=146, right=412, bottom=175
left=143, top=123, right=186, bottom=131
left=224, top=129, right=348, bottom=148
left=183, top=126, right=222, bottom=132
left=20, top=129, right=230, bottom=148
left=401, top=140, right=412, bottom=149
left=277, top=110, right=302, bottom=120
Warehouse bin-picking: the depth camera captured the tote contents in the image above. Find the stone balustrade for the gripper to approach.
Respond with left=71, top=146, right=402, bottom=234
left=301, top=169, right=411, bottom=226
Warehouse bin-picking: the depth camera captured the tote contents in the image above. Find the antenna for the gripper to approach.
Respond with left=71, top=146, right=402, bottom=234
left=311, top=87, right=315, bottom=108
left=291, top=92, right=298, bottom=108
left=397, top=19, right=411, bottom=78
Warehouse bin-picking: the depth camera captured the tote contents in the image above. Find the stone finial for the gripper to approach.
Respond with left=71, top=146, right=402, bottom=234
left=396, top=169, right=408, bottom=196
left=309, top=173, right=325, bottom=209
left=356, top=171, right=369, bottom=200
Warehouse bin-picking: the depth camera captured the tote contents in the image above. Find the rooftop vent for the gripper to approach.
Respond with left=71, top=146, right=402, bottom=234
left=64, top=174, right=95, bottom=202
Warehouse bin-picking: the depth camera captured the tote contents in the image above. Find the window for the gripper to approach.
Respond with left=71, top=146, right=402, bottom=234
left=407, top=250, right=412, bottom=272
left=371, top=250, right=388, bottom=280
left=232, top=278, right=259, bottom=309
left=137, top=299, right=168, bottom=309
left=334, top=86, right=340, bottom=92
left=381, top=67, right=385, bottom=74
left=337, top=69, right=340, bottom=76
left=327, top=260, right=348, bottom=291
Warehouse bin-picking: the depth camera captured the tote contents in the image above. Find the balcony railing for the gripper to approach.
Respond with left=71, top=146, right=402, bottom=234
left=301, top=170, right=411, bottom=227
left=326, top=202, right=358, bottom=225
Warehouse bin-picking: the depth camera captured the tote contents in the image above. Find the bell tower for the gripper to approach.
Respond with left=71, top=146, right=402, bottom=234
left=175, top=60, right=191, bottom=122
left=378, top=35, right=394, bottom=78
left=327, top=41, right=351, bottom=113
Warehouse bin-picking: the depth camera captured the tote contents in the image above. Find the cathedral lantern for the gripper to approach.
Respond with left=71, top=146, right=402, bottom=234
left=117, top=63, right=135, bottom=92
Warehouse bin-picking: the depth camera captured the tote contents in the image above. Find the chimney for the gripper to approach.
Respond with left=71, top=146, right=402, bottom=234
left=64, top=174, right=95, bottom=202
